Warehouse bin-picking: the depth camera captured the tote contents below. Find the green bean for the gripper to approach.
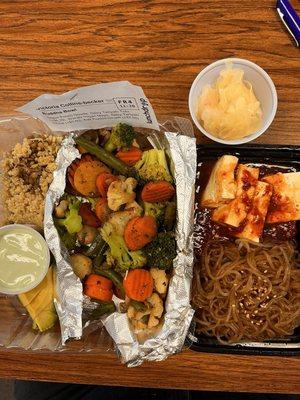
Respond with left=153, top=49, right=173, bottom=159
left=75, top=136, right=137, bottom=177
left=96, top=269, right=125, bottom=298
left=90, top=301, right=116, bottom=319
left=130, top=299, right=147, bottom=312
left=85, top=234, right=106, bottom=258
left=140, top=314, right=149, bottom=325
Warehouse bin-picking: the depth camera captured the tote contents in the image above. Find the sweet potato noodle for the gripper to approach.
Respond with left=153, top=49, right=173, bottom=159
left=192, top=239, right=300, bottom=343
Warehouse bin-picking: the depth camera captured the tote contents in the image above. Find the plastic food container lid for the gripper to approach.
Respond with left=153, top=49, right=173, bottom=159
left=188, top=58, right=278, bottom=145
left=0, top=224, right=50, bottom=295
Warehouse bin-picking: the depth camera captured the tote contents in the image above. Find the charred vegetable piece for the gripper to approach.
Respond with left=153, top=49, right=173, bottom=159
left=141, top=181, right=175, bottom=203
left=84, top=274, right=113, bottom=301
left=75, top=136, right=137, bottom=178
left=123, top=269, right=154, bottom=301
left=79, top=203, right=101, bottom=228
left=104, top=123, right=135, bottom=152
left=116, top=146, right=143, bottom=166
left=124, top=216, right=157, bottom=251
left=90, top=300, right=116, bottom=319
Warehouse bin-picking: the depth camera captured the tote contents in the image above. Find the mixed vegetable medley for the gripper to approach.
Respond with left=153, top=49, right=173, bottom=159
left=54, top=124, right=177, bottom=335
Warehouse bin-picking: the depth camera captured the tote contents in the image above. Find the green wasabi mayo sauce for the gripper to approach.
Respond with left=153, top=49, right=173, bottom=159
left=0, top=226, right=49, bottom=294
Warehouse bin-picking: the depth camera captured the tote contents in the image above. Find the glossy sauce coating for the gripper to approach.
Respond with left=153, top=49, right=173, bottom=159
left=194, top=162, right=297, bottom=259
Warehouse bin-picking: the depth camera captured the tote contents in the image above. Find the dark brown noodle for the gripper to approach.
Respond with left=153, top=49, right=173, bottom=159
left=192, top=239, right=300, bottom=343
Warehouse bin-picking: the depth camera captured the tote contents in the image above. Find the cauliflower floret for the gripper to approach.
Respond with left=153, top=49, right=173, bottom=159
left=54, top=199, right=69, bottom=218
left=147, top=293, right=164, bottom=328
left=127, top=305, right=150, bottom=330
left=127, top=305, right=136, bottom=319
left=108, top=202, right=142, bottom=236
left=126, top=293, right=164, bottom=332
left=150, top=268, right=169, bottom=296
left=107, top=177, right=137, bottom=211
left=125, top=201, right=143, bottom=215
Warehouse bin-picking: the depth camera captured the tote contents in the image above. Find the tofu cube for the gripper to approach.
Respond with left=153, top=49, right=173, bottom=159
left=263, top=172, right=300, bottom=223
left=235, top=181, right=273, bottom=242
left=201, top=155, right=238, bottom=208
left=212, top=164, right=259, bottom=227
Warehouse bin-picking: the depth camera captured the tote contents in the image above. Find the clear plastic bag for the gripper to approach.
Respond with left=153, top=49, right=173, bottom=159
left=0, top=113, right=196, bottom=364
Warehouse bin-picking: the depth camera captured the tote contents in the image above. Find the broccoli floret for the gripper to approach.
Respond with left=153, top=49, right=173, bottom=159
left=101, top=222, right=146, bottom=270
left=163, top=201, right=176, bottom=231
left=143, top=201, right=176, bottom=231
left=143, top=201, right=166, bottom=229
left=56, top=196, right=83, bottom=234
left=134, top=149, right=173, bottom=183
left=104, top=123, right=135, bottom=152
left=54, top=224, right=78, bottom=250
left=143, top=232, right=176, bottom=270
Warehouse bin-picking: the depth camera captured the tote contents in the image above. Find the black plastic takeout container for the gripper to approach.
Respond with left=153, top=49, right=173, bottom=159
left=188, top=144, right=300, bottom=356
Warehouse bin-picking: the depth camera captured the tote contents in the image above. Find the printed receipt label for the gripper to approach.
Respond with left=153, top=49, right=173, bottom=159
left=17, top=81, right=159, bottom=132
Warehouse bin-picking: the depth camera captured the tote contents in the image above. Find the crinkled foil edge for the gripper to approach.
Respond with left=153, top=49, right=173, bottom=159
left=44, top=134, right=83, bottom=343
left=44, top=118, right=197, bottom=363
left=102, top=121, right=197, bottom=366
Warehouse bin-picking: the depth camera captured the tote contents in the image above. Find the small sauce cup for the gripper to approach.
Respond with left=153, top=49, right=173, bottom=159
left=0, top=224, right=50, bottom=295
left=188, top=58, right=278, bottom=145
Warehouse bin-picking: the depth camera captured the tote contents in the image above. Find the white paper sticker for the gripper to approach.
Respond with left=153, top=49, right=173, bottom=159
left=17, top=81, right=159, bottom=132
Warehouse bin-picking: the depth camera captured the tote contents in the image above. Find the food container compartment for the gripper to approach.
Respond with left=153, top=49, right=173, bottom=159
left=188, top=144, right=300, bottom=356
left=0, top=115, right=113, bottom=352
left=0, top=112, right=196, bottom=363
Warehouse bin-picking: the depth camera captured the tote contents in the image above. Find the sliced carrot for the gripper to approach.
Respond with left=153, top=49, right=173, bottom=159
left=84, top=274, right=113, bottom=301
left=85, top=274, right=112, bottom=289
left=123, top=269, right=153, bottom=301
left=67, top=154, right=94, bottom=189
left=96, top=173, right=118, bottom=199
left=95, top=198, right=111, bottom=224
left=68, top=155, right=111, bottom=197
left=124, top=216, right=157, bottom=251
left=79, top=203, right=101, bottom=228
left=116, top=146, right=143, bottom=166
left=141, top=181, right=175, bottom=203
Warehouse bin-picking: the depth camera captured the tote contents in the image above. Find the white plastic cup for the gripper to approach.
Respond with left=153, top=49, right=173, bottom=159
left=0, top=224, right=50, bottom=295
left=188, top=58, right=278, bottom=145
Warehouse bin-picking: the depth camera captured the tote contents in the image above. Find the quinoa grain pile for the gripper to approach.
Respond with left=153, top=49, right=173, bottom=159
left=1, top=134, right=62, bottom=227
